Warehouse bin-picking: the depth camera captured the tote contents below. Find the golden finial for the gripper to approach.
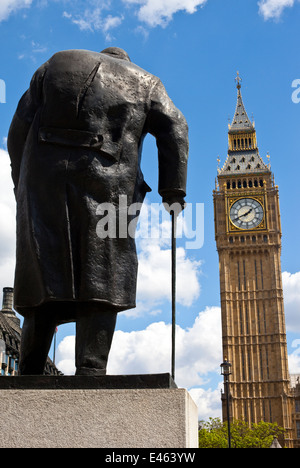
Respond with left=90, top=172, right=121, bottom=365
left=235, top=71, right=242, bottom=90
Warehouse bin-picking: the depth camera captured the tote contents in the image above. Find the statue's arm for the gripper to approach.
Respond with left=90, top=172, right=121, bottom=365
left=145, top=79, right=189, bottom=208
left=7, top=62, right=48, bottom=194
left=7, top=113, right=31, bottom=193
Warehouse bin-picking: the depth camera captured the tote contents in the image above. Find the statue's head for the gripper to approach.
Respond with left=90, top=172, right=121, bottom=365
left=101, top=47, right=131, bottom=62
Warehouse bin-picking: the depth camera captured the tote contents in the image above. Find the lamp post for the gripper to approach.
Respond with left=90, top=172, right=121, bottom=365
left=221, top=358, right=232, bottom=449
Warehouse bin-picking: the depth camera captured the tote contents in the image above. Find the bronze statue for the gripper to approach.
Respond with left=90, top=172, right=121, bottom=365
left=7, top=47, right=189, bottom=376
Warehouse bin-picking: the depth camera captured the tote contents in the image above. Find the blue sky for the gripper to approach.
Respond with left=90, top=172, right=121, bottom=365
left=0, top=0, right=300, bottom=420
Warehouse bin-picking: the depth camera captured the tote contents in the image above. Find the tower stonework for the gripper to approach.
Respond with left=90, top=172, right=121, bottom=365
left=213, top=75, right=294, bottom=447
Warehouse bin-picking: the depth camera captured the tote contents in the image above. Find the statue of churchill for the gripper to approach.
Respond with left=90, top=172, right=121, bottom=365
left=7, top=47, right=189, bottom=376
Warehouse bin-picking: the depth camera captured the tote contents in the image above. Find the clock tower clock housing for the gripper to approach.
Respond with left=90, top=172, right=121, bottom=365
left=213, top=75, right=294, bottom=447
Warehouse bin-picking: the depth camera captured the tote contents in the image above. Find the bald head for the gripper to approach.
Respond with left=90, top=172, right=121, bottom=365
left=101, top=47, right=131, bottom=62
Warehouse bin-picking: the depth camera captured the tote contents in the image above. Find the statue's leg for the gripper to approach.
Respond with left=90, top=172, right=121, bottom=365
left=19, top=307, right=57, bottom=375
left=75, top=304, right=117, bottom=376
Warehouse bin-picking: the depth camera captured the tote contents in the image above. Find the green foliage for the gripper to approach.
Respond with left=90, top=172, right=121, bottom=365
left=198, top=417, right=285, bottom=448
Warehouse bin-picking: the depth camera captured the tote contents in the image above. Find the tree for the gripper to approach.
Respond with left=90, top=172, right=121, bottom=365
left=198, top=418, right=227, bottom=448
left=198, top=418, right=285, bottom=448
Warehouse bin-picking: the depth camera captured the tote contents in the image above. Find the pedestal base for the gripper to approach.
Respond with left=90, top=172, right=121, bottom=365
left=0, top=375, right=198, bottom=448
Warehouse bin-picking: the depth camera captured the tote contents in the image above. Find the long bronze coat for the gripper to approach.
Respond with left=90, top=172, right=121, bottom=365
left=8, top=48, right=188, bottom=315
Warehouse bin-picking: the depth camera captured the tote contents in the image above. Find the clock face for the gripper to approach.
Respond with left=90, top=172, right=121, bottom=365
left=230, top=198, right=264, bottom=230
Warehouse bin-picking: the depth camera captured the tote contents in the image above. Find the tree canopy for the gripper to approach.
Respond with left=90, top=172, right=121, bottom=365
left=198, top=418, right=285, bottom=448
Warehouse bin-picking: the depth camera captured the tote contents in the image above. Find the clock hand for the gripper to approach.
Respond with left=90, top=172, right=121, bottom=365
left=242, top=208, right=252, bottom=217
left=232, top=208, right=253, bottom=222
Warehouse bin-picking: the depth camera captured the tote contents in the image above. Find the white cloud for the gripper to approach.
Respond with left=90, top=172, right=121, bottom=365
left=258, top=0, right=295, bottom=20
left=283, top=271, right=300, bottom=332
left=56, top=306, right=222, bottom=419
left=0, top=0, right=298, bottom=29
left=61, top=0, right=208, bottom=30
left=63, top=4, right=123, bottom=38
left=0, top=149, right=16, bottom=298
left=122, top=202, right=202, bottom=318
left=135, top=242, right=201, bottom=310
left=56, top=306, right=222, bottom=408
left=103, top=13, right=123, bottom=31
left=189, top=384, right=222, bottom=421
left=56, top=335, right=76, bottom=375
left=288, top=339, right=300, bottom=374
left=0, top=0, right=33, bottom=22
left=31, top=40, right=48, bottom=54
left=123, top=0, right=207, bottom=27
left=280, top=271, right=300, bottom=374
left=64, top=8, right=102, bottom=32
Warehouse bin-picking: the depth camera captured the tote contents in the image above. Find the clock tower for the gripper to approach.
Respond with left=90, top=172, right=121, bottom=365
left=213, top=74, right=294, bottom=446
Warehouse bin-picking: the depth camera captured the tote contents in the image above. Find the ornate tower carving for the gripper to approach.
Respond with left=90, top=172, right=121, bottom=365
left=213, top=74, right=294, bottom=447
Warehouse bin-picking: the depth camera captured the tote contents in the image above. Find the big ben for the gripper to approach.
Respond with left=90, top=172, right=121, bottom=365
left=213, top=74, right=294, bottom=447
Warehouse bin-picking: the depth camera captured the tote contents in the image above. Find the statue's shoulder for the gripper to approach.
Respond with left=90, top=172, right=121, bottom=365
left=49, top=49, right=101, bottom=63
left=46, top=49, right=160, bottom=90
left=114, top=58, right=160, bottom=89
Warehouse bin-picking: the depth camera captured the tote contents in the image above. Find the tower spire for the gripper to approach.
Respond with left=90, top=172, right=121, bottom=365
left=218, top=74, right=270, bottom=176
left=235, top=71, right=242, bottom=90
left=229, top=72, right=254, bottom=134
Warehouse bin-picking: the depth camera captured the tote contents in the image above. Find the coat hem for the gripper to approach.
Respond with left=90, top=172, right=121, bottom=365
left=14, top=297, right=136, bottom=317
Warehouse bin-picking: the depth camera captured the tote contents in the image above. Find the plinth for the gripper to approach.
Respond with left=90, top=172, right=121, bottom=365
left=0, top=374, right=198, bottom=448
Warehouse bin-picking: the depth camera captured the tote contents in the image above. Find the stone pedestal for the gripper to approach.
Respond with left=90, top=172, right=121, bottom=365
left=0, top=374, right=198, bottom=448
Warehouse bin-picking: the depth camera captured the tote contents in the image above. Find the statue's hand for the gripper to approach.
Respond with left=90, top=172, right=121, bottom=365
left=162, top=195, right=186, bottom=216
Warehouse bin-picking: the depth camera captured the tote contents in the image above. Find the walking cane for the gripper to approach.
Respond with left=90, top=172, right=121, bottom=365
left=171, top=210, right=177, bottom=381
